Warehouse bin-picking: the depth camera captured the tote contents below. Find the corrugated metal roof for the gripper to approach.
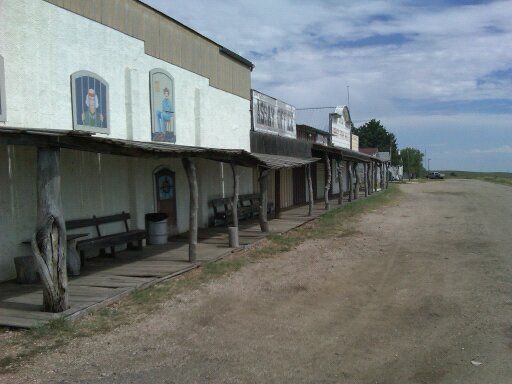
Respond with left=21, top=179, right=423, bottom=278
left=250, top=153, right=320, bottom=169
left=0, top=127, right=319, bottom=169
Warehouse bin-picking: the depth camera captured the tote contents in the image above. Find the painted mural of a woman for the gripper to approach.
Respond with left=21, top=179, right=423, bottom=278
left=81, top=88, right=104, bottom=128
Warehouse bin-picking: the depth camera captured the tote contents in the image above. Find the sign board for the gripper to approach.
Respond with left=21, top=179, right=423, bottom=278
left=329, top=105, right=352, bottom=149
left=251, top=90, right=296, bottom=138
left=0, top=56, right=5, bottom=122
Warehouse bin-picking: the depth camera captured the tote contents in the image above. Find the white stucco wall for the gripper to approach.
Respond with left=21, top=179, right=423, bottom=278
left=0, top=0, right=251, bottom=150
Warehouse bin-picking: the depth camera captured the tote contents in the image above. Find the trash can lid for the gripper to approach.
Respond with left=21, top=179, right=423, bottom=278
left=145, top=212, right=168, bottom=221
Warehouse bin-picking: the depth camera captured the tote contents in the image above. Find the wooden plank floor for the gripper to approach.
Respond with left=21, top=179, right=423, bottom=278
left=0, top=195, right=367, bottom=329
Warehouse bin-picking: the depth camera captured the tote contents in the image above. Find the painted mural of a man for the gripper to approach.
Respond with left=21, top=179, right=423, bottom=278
left=82, top=88, right=104, bottom=127
left=156, top=88, right=174, bottom=133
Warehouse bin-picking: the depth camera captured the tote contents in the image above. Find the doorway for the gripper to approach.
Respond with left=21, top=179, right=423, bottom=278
left=154, top=167, right=178, bottom=236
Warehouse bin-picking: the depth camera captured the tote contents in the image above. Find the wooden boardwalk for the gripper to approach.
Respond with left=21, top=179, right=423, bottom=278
left=0, top=196, right=364, bottom=328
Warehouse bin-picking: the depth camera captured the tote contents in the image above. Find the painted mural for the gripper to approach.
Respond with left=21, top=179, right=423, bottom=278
left=71, top=71, right=109, bottom=133
left=150, top=69, right=176, bottom=143
left=0, top=55, right=6, bottom=122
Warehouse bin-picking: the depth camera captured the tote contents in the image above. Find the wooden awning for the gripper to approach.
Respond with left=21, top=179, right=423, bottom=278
left=0, top=127, right=319, bottom=169
left=312, top=143, right=383, bottom=163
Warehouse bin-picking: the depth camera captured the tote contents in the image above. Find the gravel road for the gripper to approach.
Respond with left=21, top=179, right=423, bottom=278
left=4, top=179, right=512, bottom=383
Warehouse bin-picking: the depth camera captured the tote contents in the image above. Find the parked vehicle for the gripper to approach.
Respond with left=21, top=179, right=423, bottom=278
left=427, top=171, right=444, bottom=179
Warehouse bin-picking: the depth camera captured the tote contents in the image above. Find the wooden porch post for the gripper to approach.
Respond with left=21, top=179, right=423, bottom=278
left=337, top=158, right=343, bottom=205
left=386, top=163, right=390, bottom=188
left=307, top=164, right=314, bottom=216
left=354, top=162, right=360, bottom=200
left=374, top=162, right=378, bottom=192
left=324, top=153, right=331, bottom=210
left=364, top=163, right=369, bottom=197
left=31, top=147, right=69, bottom=313
left=347, top=160, right=353, bottom=202
left=380, top=164, right=385, bottom=189
left=259, top=168, right=269, bottom=232
left=182, top=158, right=198, bottom=262
left=229, top=162, right=239, bottom=247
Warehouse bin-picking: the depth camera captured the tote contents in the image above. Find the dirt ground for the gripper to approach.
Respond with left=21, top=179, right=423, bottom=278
left=3, top=179, right=512, bottom=384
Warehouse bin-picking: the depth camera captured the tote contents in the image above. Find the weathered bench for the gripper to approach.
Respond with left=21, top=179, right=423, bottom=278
left=210, top=194, right=274, bottom=226
left=66, top=212, right=146, bottom=265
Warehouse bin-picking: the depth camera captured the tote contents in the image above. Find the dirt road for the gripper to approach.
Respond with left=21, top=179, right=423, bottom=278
left=5, top=180, right=512, bottom=383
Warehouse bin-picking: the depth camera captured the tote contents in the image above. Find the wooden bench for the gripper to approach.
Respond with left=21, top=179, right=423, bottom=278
left=210, top=194, right=274, bottom=227
left=66, top=212, right=146, bottom=265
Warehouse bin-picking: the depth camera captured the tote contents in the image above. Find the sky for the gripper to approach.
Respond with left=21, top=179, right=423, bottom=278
left=145, top=0, right=512, bottom=171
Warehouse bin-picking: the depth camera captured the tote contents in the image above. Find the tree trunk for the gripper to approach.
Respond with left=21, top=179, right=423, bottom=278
left=230, top=162, right=239, bottom=228
left=337, top=159, right=343, bottom=205
left=182, top=158, right=198, bottom=262
left=31, top=147, right=69, bottom=313
left=354, top=162, right=360, bottom=200
left=259, top=169, right=269, bottom=232
left=307, top=164, right=314, bottom=216
left=324, top=154, right=331, bottom=210
left=347, top=161, right=353, bottom=202
left=364, top=163, right=369, bottom=197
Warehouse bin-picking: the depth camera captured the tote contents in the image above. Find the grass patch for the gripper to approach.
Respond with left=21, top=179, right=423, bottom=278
left=0, top=185, right=401, bottom=373
left=439, top=170, right=512, bottom=187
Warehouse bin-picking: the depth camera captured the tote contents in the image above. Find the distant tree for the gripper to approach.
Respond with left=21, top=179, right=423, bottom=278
left=353, top=119, right=400, bottom=165
left=401, top=147, right=425, bottom=179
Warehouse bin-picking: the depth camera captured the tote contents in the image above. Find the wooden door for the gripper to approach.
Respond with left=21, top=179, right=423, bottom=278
left=275, top=170, right=281, bottom=215
left=154, top=168, right=178, bottom=236
left=293, top=167, right=306, bottom=205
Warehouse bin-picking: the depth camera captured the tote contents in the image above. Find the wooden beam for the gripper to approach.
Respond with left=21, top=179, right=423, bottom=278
left=364, top=163, right=369, bottom=197
left=307, top=164, right=314, bottom=216
left=182, top=158, right=198, bottom=262
left=31, top=147, right=69, bottom=312
left=374, top=162, right=378, bottom=192
left=230, top=163, right=239, bottom=228
left=347, top=160, right=353, bottom=202
left=354, top=162, right=360, bottom=200
left=259, top=169, right=269, bottom=232
left=324, top=154, right=331, bottom=210
left=229, top=162, right=239, bottom=248
left=337, top=158, right=343, bottom=205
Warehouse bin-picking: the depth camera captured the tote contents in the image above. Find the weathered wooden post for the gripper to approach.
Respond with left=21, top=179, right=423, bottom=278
left=347, top=160, right=353, bottom=202
left=364, top=163, right=369, bottom=197
left=354, top=162, right=360, bottom=200
left=374, top=162, right=378, bottom=192
left=229, top=162, right=239, bottom=248
left=31, top=147, right=69, bottom=312
left=259, top=168, right=269, bottom=232
left=324, top=154, right=331, bottom=210
left=380, top=164, right=385, bottom=189
left=307, top=164, right=314, bottom=216
left=337, top=158, right=343, bottom=205
left=182, top=158, right=198, bottom=262
left=386, top=163, right=390, bottom=188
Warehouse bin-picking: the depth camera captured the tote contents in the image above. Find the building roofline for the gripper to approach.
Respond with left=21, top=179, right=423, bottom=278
left=138, top=0, right=254, bottom=70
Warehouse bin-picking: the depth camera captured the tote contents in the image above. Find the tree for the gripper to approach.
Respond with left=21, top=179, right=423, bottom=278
left=353, top=119, right=400, bottom=165
left=401, top=147, right=425, bottom=179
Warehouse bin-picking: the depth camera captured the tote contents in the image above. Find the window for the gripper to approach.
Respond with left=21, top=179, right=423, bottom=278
left=0, top=56, right=6, bottom=122
left=150, top=69, right=176, bottom=143
left=71, top=71, right=109, bottom=134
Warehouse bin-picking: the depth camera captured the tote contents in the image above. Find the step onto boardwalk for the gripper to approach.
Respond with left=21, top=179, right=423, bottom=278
left=0, top=196, right=367, bottom=328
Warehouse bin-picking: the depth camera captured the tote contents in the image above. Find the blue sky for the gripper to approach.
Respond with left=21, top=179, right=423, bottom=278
left=145, top=0, right=512, bottom=171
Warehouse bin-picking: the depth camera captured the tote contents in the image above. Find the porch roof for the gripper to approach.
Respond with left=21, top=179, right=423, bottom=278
left=0, top=127, right=318, bottom=169
left=312, top=142, right=382, bottom=163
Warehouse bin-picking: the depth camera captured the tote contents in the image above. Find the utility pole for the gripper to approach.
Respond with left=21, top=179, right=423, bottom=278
left=346, top=85, right=350, bottom=108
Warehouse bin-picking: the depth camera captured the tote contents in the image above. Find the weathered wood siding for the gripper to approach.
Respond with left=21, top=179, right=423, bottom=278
left=43, top=0, right=251, bottom=99
left=279, top=168, right=294, bottom=209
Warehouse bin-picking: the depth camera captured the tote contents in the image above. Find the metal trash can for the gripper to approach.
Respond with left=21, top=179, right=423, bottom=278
left=145, top=213, right=169, bottom=245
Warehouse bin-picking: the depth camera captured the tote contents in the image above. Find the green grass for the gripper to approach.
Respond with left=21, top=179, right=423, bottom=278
left=440, top=170, right=512, bottom=187
left=0, top=185, right=401, bottom=373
